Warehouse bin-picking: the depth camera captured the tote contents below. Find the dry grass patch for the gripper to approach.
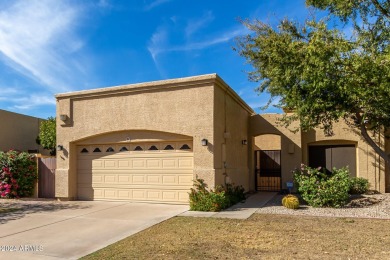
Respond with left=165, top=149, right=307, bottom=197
left=83, top=214, right=390, bottom=259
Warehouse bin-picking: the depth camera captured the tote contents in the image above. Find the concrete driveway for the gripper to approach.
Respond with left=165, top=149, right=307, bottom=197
left=0, top=200, right=188, bottom=259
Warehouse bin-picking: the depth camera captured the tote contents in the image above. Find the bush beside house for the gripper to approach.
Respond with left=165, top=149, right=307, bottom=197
left=0, top=150, right=37, bottom=198
left=349, top=177, right=370, bottom=194
left=189, top=178, right=246, bottom=212
left=293, top=164, right=370, bottom=208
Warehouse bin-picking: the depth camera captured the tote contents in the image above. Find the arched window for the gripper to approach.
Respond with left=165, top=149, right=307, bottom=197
left=148, top=145, right=158, bottom=150
left=134, top=146, right=143, bottom=151
left=179, top=144, right=191, bottom=150
left=106, top=147, right=114, bottom=152
left=119, top=147, right=128, bottom=152
left=164, top=145, right=174, bottom=150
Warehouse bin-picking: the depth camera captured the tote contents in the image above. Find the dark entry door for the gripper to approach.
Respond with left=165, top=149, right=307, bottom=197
left=308, top=145, right=356, bottom=177
left=255, top=150, right=281, bottom=191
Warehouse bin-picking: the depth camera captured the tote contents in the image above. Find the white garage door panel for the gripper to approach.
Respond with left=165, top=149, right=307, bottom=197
left=78, top=173, right=193, bottom=186
left=78, top=187, right=190, bottom=203
left=77, top=141, right=194, bottom=204
left=78, top=156, right=193, bottom=169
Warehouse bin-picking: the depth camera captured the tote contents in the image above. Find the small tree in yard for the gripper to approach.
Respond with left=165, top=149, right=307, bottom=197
left=236, top=0, right=390, bottom=166
left=37, top=117, right=56, bottom=156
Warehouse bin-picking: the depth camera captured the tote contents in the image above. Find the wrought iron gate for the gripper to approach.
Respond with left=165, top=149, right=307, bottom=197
left=255, top=150, right=281, bottom=191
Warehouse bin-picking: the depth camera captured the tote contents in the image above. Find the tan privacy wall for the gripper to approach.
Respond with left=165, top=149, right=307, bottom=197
left=56, top=74, right=254, bottom=202
left=213, top=81, right=252, bottom=190
left=0, top=109, right=43, bottom=153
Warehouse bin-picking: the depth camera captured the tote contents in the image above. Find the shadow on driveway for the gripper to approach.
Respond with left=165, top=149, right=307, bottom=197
left=0, top=199, right=91, bottom=224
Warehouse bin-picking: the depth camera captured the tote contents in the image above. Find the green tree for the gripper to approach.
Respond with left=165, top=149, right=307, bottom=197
left=38, top=117, right=56, bottom=156
left=236, top=0, right=390, bottom=165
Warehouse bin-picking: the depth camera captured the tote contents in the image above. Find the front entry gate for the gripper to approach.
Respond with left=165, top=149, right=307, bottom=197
left=38, top=156, right=56, bottom=198
left=255, top=150, right=281, bottom=191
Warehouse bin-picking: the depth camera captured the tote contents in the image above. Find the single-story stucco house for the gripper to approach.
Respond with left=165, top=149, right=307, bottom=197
left=55, top=74, right=390, bottom=203
left=0, top=109, right=44, bottom=153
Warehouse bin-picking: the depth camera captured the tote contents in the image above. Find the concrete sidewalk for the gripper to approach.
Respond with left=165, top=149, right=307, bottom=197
left=179, top=192, right=277, bottom=219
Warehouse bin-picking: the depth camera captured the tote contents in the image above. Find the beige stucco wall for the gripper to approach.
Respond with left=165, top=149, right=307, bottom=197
left=250, top=113, right=388, bottom=193
left=213, top=82, right=252, bottom=190
left=0, top=109, right=44, bottom=153
left=56, top=74, right=253, bottom=199
left=249, top=114, right=302, bottom=190
left=254, top=134, right=281, bottom=150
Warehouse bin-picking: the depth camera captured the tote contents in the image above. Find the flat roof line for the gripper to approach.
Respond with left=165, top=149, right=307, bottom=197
left=55, top=73, right=254, bottom=114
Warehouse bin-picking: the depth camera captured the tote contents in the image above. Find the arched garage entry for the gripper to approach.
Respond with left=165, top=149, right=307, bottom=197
left=75, top=130, right=193, bottom=204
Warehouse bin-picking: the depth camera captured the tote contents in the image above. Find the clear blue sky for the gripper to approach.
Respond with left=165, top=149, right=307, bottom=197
left=0, top=0, right=309, bottom=119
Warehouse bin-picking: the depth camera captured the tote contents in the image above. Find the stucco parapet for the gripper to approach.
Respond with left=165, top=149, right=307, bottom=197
left=214, top=75, right=255, bottom=115
left=55, top=74, right=255, bottom=115
left=56, top=74, right=218, bottom=99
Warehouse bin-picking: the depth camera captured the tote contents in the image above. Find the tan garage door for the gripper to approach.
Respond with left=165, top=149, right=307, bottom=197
left=77, top=141, right=193, bottom=204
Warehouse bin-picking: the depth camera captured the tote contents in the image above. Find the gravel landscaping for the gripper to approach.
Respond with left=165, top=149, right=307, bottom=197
left=256, top=192, right=390, bottom=219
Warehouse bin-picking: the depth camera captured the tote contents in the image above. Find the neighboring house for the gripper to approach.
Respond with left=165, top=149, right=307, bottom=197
left=0, top=109, right=44, bottom=153
left=55, top=74, right=390, bottom=203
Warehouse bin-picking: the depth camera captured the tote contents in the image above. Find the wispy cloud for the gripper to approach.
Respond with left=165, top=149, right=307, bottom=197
left=0, top=87, right=19, bottom=95
left=0, top=0, right=87, bottom=93
left=97, top=0, right=111, bottom=8
left=178, top=27, right=248, bottom=51
left=148, top=25, right=169, bottom=63
left=0, top=84, right=55, bottom=111
left=148, top=25, right=248, bottom=66
left=144, top=0, right=172, bottom=11
left=12, top=94, right=56, bottom=110
left=185, top=11, right=214, bottom=37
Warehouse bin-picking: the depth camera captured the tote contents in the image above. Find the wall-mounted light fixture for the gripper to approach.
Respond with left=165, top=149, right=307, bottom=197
left=241, top=140, right=248, bottom=145
left=201, top=139, right=208, bottom=146
left=57, top=145, right=64, bottom=151
left=59, top=114, right=68, bottom=121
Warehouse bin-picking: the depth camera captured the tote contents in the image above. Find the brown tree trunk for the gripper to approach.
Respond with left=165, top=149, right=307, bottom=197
left=356, top=113, right=390, bottom=167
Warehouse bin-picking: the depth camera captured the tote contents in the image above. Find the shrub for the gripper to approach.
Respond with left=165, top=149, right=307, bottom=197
left=282, top=194, right=300, bottom=209
left=0, top=150, right=37, bottom=198
left=293, top=164, right=350, bottom=208
left=349, top=177, right=369, bottom=194
left=189, top=178, right=245, bottom=212
left=224, top=183, right=246, bottom=205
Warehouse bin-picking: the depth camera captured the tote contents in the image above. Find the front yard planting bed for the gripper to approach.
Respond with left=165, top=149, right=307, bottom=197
left=83, top=213, right=390, bottom=259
